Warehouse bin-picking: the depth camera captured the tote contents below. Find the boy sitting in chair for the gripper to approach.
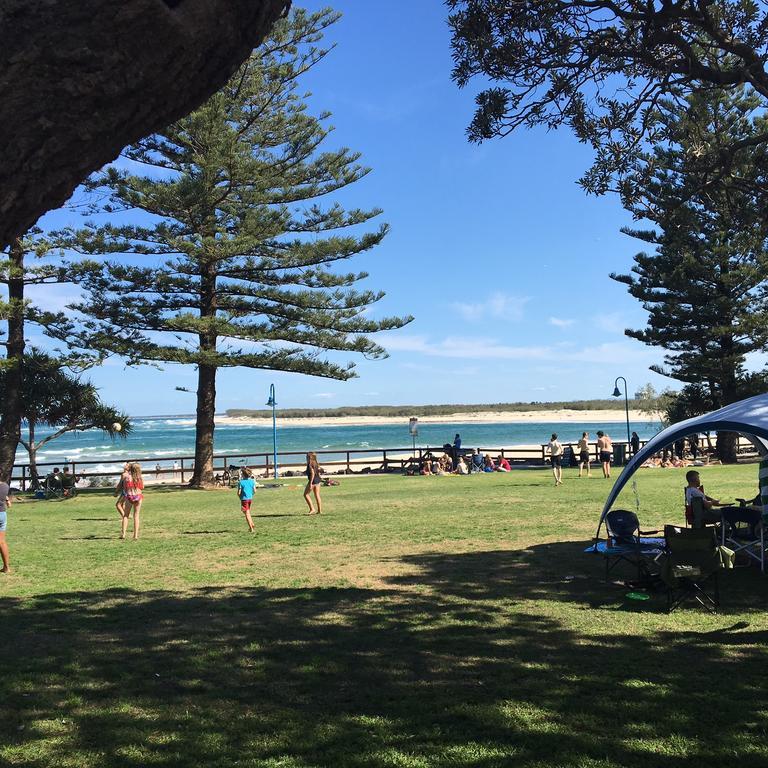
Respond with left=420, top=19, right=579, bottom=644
left=685, top=470, right=726, bottom=526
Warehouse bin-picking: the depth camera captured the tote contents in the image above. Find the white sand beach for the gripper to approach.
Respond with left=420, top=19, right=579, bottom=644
left=216, top=408, right=649, bottom=429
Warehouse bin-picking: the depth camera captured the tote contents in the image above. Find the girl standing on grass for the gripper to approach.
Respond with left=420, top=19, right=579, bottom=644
left=303, top=452, right=323, bottom=515
left=120, top=462, right=144, bottom=540
left=237, top=467, right=256, bottom=533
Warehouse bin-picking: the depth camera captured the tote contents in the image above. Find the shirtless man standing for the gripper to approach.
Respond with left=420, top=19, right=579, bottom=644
left=596, top=431, right=613, bottom=479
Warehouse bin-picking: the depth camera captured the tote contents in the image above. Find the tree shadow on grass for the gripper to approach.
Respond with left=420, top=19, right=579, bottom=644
left=384, top=541, right=768, bottom=613
left=2, top=574, right=768, bottom=766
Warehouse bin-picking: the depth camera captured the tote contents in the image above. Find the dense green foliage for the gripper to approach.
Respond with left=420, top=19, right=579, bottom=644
left=610, top=87, right=768, bottom=456
left=448, top=0, right=768, bottom=199
left=613, top=88, right=768, bottom=406
left=60, top=8, right=409, bottom=485
left=226, top=398, right=641, bottom=418
left=2, top=467, right=768, bottom=766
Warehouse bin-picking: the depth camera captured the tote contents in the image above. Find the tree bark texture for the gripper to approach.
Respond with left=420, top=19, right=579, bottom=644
left=190, top=259, right=218, bottom=487
left=191, top=364, right=216, bottom=487
left=716, top=431, right=740, bottom=464
left=0, top=0, right=290, bottom=249
left=0, top=241, right=25, bottom=482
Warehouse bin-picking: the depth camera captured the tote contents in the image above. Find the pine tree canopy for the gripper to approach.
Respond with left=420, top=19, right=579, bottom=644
left=448, top=0, right=768, bottom=198
left=60, top=7, right=411, bottom=381
left=611, top=85, right=768, bottom=407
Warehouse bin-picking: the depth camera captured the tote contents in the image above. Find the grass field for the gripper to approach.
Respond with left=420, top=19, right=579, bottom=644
left=2, top=465, right=768, bottom=767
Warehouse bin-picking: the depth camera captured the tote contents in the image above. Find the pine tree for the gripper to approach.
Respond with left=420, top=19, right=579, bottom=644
left=612, top=86, right=768, bottom=460
left=62, top=8, right=411, bottom=486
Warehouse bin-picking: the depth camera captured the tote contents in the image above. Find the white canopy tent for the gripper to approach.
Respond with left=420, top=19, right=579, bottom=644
left=597, top=393, right=768, bottom=537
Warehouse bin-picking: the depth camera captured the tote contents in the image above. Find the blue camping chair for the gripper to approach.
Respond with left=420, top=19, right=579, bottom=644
left=602, top=509, right=665, bottom=583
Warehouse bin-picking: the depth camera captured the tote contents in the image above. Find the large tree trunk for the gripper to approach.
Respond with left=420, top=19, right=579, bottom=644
left=191, top=363, right=217, bottom=487
left=0, top=241, right=25, bottom=483
left=190, top=261, right=218, bottom=487
left=0, top=0, right=290, bottom=249
left=716, top=431, right=740, bottom=464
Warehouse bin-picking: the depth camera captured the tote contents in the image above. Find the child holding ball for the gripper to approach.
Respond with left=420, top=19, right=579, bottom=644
left=237, top=467, right=256, bottom=533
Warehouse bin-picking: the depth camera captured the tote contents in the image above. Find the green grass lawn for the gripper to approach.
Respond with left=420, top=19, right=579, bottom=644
left=2, top=465, right=768, bottom=767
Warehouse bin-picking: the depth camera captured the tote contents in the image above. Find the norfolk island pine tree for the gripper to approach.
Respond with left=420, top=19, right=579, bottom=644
left=56, top=8, right=411, bottom=486
left=612, top=85, right=768, bottom=460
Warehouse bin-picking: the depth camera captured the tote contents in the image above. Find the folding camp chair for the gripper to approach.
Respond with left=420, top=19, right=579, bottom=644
left=662, top=525, right=723, bottom=613
left=721, top=506, right=764, bottom=572
left=44, top=474, right=64, bottom=500
left=603, top=509, right=664, bottom=583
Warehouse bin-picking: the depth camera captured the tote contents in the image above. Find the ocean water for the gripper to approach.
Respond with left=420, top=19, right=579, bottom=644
left=20, top=416, right=661, bottom=473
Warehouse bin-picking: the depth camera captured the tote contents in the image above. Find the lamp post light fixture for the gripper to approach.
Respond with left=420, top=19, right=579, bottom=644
left=266, top=383, right=278, bottom=478
left=612, top=376, right=632, bottom=454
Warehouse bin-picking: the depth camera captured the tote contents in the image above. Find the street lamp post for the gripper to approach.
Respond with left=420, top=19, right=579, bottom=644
left=612, top=376, right=631, bottom=459
left=266, top=384, right=278, bottom=479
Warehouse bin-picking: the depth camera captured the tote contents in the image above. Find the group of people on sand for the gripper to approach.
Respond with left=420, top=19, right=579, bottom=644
left=547, top=431, right=616, bottom=486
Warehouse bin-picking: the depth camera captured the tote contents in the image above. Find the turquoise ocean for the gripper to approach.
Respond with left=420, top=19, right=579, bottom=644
left=21, top=416, right=661, bottom=473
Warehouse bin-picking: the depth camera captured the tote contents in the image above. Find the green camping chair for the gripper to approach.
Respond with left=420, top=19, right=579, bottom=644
left=662, top=525, right=723, bottom=613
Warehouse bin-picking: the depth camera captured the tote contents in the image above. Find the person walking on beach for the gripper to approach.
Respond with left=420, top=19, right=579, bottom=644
left=0, top=479, right=13, bottom=573
left=303, top=452, right=323, bottom=515
left=120, top=462, right=144, bottom=539
left=237, top=467, right=256, bottom=533
left=577, top=432, right=591, bottom=478
left=548, top=433, right=563, bottom=486
left=597, top=431, right=613, bottom=478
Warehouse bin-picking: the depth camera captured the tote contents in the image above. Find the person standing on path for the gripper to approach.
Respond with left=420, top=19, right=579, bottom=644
left=0, top=480, right=13, bottom=573
left=577, top=432, right=591, bottom=478
left=303, top=452, right=323, bottom=515
left=237, top=467, right=256, bottom=533
left=597, top=431, right=613, bottom=478
left=547, top=433, right=563, bottom=486
left=630, top=431, right=640, bottom=457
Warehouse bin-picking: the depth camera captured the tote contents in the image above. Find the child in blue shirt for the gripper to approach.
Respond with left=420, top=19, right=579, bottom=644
left=237, top=468, right=256, bottom=533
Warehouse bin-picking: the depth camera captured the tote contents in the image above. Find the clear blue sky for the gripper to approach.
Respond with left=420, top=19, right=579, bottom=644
left=32, top=1, right=684, bottom=415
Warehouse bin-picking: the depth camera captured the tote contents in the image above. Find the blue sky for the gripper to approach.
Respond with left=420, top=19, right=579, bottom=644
left=30, top=0, right=680, bottom=415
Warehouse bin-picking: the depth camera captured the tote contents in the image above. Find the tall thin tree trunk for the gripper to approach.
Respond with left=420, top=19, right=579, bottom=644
left=0, top=240, right=25, bottom=483
left=191, top=363, right=216, bottom=487
left=190, top=260, right=217, bottom=487
left=27, top=420, right=40, bottom=490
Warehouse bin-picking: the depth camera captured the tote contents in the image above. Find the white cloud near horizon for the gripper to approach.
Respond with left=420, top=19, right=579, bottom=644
left=378, top=332, right=658, bottom=366
left=313, top=393, right=335, bottom=399
left=453, top=292, right=531, bottom=323
left=549, top=317, right=575, bottom=328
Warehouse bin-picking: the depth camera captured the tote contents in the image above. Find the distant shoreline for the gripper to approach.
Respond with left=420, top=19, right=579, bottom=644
left=216, top=408, right=651, bottom=429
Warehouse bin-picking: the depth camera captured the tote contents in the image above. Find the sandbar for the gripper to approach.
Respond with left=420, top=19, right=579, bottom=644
left=216, top=408, right=651, bottom=429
